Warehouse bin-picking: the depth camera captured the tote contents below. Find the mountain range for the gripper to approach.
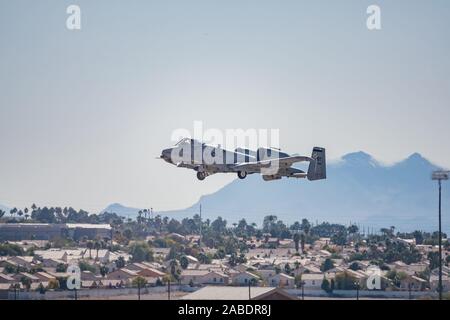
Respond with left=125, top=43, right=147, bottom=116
left=103, top=151, right=449, bottom=233
left=3, top=152, right=449, bottom=233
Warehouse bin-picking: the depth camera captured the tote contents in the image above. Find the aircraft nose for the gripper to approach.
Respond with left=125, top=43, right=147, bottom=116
left=161, top=148, right=173, bottom=163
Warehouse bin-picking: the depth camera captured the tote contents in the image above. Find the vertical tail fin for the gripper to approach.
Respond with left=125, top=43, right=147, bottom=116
left=307, top=147, right=326, bottom=181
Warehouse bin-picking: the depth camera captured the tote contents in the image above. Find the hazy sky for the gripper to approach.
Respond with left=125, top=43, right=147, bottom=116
left=1, top=0, right=449, bottom=212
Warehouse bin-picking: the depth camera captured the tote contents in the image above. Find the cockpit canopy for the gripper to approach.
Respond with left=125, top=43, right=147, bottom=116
left=174, top=138, right=203, bottom=146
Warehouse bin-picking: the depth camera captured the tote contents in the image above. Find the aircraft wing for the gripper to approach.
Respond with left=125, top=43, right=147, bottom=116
left=232, top=155, right=313, bottom=173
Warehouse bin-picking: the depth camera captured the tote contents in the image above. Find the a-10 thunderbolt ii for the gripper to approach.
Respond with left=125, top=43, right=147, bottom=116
left=159, top=138, right=326, bottom=182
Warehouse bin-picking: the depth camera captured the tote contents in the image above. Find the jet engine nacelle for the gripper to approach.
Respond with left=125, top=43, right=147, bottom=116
left=257, top=148, right=289, bottom=161
left=262, top=174, right=282, bottom=181
left=234, top=148, right=257, bottom=157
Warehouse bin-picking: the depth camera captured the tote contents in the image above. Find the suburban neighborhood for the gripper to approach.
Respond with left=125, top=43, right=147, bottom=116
left=0, top=206, right=449, bottom=300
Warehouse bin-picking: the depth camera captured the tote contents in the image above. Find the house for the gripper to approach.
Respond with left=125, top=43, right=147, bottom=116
left=231, top=271, right=260, bottom=286
left=0, top=223, right=111, bottom=241
left=107, top=268, right=138, bottom=284
left=267, top=273, right=295, bottom=289
left=194, top=264, right=225, bottom=273
left=233, top=264, right=254, bottom=273
left=182, top=286, right=297, bottom=300
left=180, top=270, right=229, bottom=286
left=300, top=273, right=325, bottom=289
left=0, top=283, right=21, bottom=291
left=126, top=262, right=151, bottom=271
left=278, top=239, right=295, bottom=248
left=198, top=271, right=229, bottom=285
left=0, top=273, right=15, bottom=284
left=431, top=266, right=450, bottom=277
left=136, top=267, right=166, bottom=278
left=34, top=249, right=68, bottom=262
left=345, top=269, right=369, bottom=283
left=6, top=256, right=36, bottom=269
left=13, top=272, right=41, bottom=283
left=324, top=266, right=345, bottom=278
left=100, top=279, right=125, bottom=288
left=124, top=263, right=166, bottom=278
left=80, top=271, right=101, bottom=281
left=301, top=264, right=322, bottom=274
left=33, top=272, right=57, bottom=283
left=180, top=270, right=209, bottom=285
left=82, top=249, right=110, bottom=263
left=41, top=258, right=66, bottom=268
left=399, top=276, right=427, bottom=291
left=257, top=269, right=277, bottom=282
left=153, top=248, right=171, bottom=260
left=430, top=275, right=450, bottom=292
left=81, top=280, right=101, bottom=289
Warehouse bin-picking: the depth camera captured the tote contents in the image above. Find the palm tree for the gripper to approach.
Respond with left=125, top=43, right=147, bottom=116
left=10, top=208, right=17, bottom=218
left=169, top=259, right=179, bottom=278
left=132, top=276, right=147, bottom=300
left=300, top=233, right=306, bottom=253
left=293, top=233, right=300, bottom=253
left=94, top=241, right=101, bottom=260
left=86, top=241, right=93, bottom=259
left=143, top=209, right=148, bottom=221
left=137, top=210, right=143, bottom=224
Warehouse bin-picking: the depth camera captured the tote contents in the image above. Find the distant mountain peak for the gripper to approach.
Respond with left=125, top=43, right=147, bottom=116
left=342, top=151, right=379, bottom=167
left=406, top=152, right=428, bottom=163
left=102, top=203, right=141, bottom=218
left=397, top=152, right=435, bottom=169
left=108, top=203, right=124, bottom=208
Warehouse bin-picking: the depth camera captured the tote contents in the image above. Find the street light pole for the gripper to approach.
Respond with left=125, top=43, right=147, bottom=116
left=168, top=279, right=171, bottom=300
left=356, top=284, right=359, bottom=301
left=432, top=170, right=448, bottom=301
left=138, top=282, right=141, bottom=301
left=438, top=179, right=442, bottom=301
left=300, top=281, right=305, bottom=300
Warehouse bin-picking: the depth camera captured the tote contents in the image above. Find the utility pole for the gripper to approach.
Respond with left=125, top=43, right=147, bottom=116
left=408, top=283, right=412, bottom=300
left=355, top=282, right=359, bottom=300
left=199, top=204, right=202, bottom=245
left=248, top=281, right=251, bottom=300
left=432, top=170, right=448, bottom=301
left=137, top=282, right=141, bottom=301
left=168, top=279, right=171, bottom=300
left=298, top=281, right=305, bottom=300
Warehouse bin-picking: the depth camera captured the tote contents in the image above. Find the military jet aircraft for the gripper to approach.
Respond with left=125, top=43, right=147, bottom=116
left=159, top=138, right=326, bottom=182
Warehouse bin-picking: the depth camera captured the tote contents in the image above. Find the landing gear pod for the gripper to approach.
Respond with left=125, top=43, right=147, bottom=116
left=197, top=172, right=206, bottom=181
left=237, top=171, right=248, bottom=179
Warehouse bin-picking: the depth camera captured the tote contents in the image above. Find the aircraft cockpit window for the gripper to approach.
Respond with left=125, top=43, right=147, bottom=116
left=174, top=138, right=191, bottom=146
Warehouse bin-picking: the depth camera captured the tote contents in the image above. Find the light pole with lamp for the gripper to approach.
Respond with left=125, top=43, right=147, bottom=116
left=432, top=170, right=449, bottom=301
